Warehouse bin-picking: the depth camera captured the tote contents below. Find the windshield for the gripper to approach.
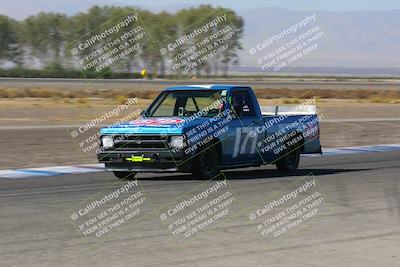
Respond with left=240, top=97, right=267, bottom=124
left=147, top=90, right=224, bottom=117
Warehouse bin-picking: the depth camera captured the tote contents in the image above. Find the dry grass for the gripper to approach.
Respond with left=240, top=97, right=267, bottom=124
left=115, top=95, right=128, bottom=104
left=282, top=98, right=301, bottom=104
left=368, top=96, right=400, bottom=104
left=0, top=87, right=162, bottom=100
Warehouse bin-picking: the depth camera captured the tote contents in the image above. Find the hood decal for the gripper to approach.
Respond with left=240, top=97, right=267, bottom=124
left=127, top=118, right=184, bottom=127
left=100, top=117, right=185, bottom=135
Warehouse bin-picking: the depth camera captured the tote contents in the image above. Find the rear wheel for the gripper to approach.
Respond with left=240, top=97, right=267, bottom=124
left=276, top=147, right=300, bottom=172
left=192, top=145, right=220, bottom=179
left=113, top=171, right=137, bottom=180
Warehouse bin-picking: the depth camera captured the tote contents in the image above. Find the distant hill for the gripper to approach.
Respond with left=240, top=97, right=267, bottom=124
left=238, top=7, right=400, bottom=69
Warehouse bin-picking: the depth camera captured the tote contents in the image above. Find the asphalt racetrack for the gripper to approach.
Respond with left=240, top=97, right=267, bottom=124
left=1, top=151, right=399, bottom=266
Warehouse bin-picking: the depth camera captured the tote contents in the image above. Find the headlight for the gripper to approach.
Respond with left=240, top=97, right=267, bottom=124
left=170, top=135, right=184, bottom=149
left=102, top=136, right=114, bottom=149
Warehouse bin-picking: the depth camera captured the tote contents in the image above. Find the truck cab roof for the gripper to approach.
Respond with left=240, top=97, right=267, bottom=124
left=164, top=84, right=250, bottom=91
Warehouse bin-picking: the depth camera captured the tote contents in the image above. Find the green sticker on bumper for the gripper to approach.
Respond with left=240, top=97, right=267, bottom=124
left=125, top=156, right=152, bottom=162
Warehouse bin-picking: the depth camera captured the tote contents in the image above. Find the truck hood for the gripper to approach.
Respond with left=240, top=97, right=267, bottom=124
left=99, top=117, right=209, bottom=135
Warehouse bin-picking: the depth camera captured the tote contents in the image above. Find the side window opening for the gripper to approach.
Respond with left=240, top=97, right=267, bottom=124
left=231, top=90, right=255, bottom=117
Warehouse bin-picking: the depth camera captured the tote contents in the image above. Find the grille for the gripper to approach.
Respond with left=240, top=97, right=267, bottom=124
left=111, top=135, right=168, bottom=151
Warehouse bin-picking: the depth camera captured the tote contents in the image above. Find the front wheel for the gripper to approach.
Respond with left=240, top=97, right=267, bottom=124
left=113, top=171, right=137, bottom=180
left=275, top=147, right=300, bottom=172
left=192, top=145, right=220, bottom=179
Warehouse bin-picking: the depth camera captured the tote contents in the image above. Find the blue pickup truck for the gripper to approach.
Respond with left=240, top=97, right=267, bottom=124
left=97, top=85, right=322, bottom=179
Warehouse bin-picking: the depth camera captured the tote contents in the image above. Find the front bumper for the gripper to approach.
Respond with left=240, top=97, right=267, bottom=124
left=97, top=150, right=192, bottom=172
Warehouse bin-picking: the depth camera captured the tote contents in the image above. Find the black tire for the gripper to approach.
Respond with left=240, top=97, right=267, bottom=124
left=192, top=145, right=220, bottom=179
left=275, top=147, right=300, bottom=172
left=113, top=171, right=137, bottom=180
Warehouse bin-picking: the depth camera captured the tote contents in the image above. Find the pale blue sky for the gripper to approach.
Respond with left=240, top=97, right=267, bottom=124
left=126, top=0, right=400, bottom=11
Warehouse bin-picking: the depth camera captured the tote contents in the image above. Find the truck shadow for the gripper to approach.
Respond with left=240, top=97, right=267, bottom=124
left=138, top=168, right=370, bottom=181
